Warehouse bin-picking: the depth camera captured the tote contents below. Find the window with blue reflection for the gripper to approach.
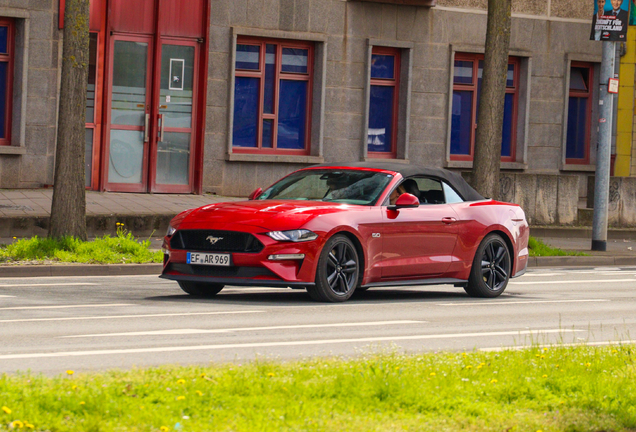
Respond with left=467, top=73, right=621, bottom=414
left=235, top=45, right=260, bottom=70
left=0, top=27, right=7, bottom=54
left=501, top=93, right=514, bottom=157
left=507, top=64, right=515, bottom=87
left=262, top=119, right=273, bottom=148
left=232, top=77, right=260, bottom=147
left=367, top=85, right=394, bottom=153
left=281, top=48, right=308, bottom=74
left=566, top=96, right=588, bottom=159
left=277, top=80, right=307, bottom=149
left=371, top=54, right=394, bottom=79
left=453, top=60, right=473, bottom=84
left=264, top=45, right=276, bottom=114
left=450, top=91, right=472, bottom=155
left=0, top=62, right=6, bottom=139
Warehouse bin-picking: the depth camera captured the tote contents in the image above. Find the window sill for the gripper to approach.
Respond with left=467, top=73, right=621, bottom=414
left=363, top=157, right=410, bottom=164
left=445, top=160, right=528, bottom=170
left=226, top=153, right=324, bottom=164
left=0, top=146, right=26, bottom=155
left=561, top=163, right=596, bottom=172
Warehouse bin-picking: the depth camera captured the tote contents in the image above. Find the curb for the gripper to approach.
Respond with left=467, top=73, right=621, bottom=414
left=0, top=263, right=162, bottom=278
left=1, top=258, right=636, bottom=278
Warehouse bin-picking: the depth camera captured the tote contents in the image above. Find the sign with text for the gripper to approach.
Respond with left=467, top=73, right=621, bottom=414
left=590, top=0, right=630, bottom=41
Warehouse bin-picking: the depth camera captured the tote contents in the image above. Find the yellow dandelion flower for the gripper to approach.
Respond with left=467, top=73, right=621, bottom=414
left=490, top=379, right=498, bottom=384
left=11, top=420, right=24, bottom=428
left=66, top=370, right=74, bottom=376
left=160, top=427, right=169, bottom=432
left=429, top=372, right=436, bottom=377
left=267, top=372, right=275, bottom=377
left=540, top=355, right=545, bottom=359
left=542, top=374, right=548, bottom=378
left=585, top=362, right=591, bottom=367
left=535, top=354, right=541, bottom=357
left=543, top=347, right=548, bottom=351
left=176, top=379, right=185, bottom=385
left=2, top=406, right=11, bottom=414
left=25, top=424, right=34, bottom=429
left=140, top=406, right=145, bottom=410
left=282, top=387, right=288, bottom=391
left=477, top=365, right=483, bottom=369
left=395, top=366, right=400, bottom=370
left=12, top=237, right=16, bottom=239
left=537, top=430, right=543, bottom=432
left=177, top=396, right=186, bottom=401
left=79, top=401, right=85, bottom=405
left=612, top=349, right=618, bottom=353
left=465, top=365, right=473, bottom=369
left=555, top=364, right=559, bottom=368
left=200, top=373, right=206, bottom=379
left=72, top=385, right=78, bottom=390
left=195, top=391, right=203, bottom=396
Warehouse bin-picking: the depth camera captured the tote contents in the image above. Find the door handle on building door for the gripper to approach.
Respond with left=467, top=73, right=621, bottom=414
left=158, top=114, right=165, bottom=142
left=143, top=113, right=150, bottom=143
left=442, top=217, right=457, bottom=224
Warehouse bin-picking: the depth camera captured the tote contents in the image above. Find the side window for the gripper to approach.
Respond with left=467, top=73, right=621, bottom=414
left=414, top=178, right=445, bottom=204
left=443, top=182, right=464, bottom=204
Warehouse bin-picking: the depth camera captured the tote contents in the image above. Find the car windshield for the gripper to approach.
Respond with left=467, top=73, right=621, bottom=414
left=256, top=169, right=394, bottom=205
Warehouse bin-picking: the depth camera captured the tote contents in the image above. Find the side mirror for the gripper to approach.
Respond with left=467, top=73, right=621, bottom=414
left=248, top=187, right=263, bottom=200
left=388, top=193, right=419, bottom=210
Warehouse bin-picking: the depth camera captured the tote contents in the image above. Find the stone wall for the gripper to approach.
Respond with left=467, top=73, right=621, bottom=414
left=587, top=176, right=636, bottom=227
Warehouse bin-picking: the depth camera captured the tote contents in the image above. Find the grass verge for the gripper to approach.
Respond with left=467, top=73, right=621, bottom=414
left=0, top=225, right=162, bottom=264
left=528, top=236, right=589, bottom=257
left=0, top=345, right=635, bottom=431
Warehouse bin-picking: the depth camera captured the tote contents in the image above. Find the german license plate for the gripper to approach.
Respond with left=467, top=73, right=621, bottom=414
left=187, top=252, right=231, bottom=266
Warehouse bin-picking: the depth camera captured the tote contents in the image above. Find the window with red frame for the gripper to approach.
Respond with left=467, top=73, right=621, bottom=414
left=566, top=63, right=593, bottom=164
left=450, top=53, right=519, bottom=162
left=232, top=38, right=313, bottom=154
left=0, top=19, right=14, bottom=145
left=368, top=47, right=400, bottom=158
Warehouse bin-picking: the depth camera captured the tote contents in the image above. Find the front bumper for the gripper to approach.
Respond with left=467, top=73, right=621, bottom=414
left=161, top=225, right=323, bottom=287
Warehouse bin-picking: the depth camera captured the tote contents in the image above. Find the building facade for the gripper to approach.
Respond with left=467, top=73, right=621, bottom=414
left=2, top=0, right=635, bottom=224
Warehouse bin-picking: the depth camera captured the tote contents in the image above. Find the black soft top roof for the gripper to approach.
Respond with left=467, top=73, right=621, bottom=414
left=309, top=162, right=485, bottom=202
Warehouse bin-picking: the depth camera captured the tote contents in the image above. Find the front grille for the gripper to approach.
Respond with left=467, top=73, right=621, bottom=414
left=169, top=263, right=275, bottom=278
left=170, top=230, right=263, bottom=253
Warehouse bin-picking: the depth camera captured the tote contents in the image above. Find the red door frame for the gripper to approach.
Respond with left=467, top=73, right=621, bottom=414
left=149, top=37, right=200, bottom=193
left=102, top=33, right=154, bottom=192
left=96, top=0, right=210, bottom=193
left=565, top=61, right=593, bottom=165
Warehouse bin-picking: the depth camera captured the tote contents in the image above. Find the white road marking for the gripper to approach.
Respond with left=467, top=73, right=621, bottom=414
left=480, top=340, right=636, bottom=352
left=0, top=295, right=16, bottom=298
left=510, top=279, right=636, bottom=285
left=61, top=320, right=425, bottom=338
left=0, top=310, right=265, bottom=323
left=0, top=329, right=581, bottom=360
left=0, top=283, right=98, bottom=287
left=522, top=273, right=565, bottom=277
left=437, top=299, right=610, bottom=306
left=0, top=303, right=133, bottom=311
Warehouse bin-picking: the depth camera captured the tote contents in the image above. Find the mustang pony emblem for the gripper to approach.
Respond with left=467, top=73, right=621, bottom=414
left=206, top=236, right=223, bottom=245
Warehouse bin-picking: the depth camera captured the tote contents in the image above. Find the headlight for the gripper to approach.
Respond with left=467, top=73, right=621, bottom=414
left=267, top=229, right=318, bottom=242
left=166, top=226, right=176, bottom=237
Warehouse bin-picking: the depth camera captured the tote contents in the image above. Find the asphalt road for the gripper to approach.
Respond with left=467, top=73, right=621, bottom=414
left=0, top=267, right=635, bottom=375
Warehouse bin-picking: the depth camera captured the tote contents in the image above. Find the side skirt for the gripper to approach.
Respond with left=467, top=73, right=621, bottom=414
left=159, top=274, right=313, bottom=288
left=361, top=278, right=468, bottom=289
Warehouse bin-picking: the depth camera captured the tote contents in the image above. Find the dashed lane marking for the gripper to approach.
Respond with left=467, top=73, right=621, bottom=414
left=0, top=303, right=133, bottom=311
left=0, top=310, right=265, bottom=323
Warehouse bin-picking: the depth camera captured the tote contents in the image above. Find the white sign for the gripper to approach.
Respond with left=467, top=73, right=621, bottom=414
left=608, top=78, right=619, bottom=93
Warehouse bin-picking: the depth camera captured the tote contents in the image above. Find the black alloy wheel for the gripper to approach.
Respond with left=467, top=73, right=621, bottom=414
left=464, top=233, right=511, bottom=298
left=177, top=281, right=224, bottom=297
left=308, top=234, right=360, bottom=302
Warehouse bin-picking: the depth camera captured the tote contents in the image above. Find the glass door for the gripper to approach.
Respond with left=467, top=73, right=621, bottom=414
left=149, top=40, right=198, bottom=193
left=104, top=36, right=153, bottom=192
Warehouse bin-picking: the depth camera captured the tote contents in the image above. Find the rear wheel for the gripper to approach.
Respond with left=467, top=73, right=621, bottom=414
left=307, top=234, right=360, bottom=302
left=178, top=281, right=224, bottom=297
left=464, top=233, right=511, bottom=298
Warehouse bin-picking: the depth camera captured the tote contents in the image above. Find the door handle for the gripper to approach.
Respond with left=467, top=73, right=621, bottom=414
left=158, top=113, right=165, bottom=142
left=143, top=113, right=150, bottom=143
left=442, top=217, right=457, bottom=224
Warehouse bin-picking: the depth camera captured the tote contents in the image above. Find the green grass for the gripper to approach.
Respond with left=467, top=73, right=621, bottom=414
left=0, top=345, right=635, bottom=431
left=528, top=236, right=589, bottom=257
left=0, top=225, right=162, bottom=264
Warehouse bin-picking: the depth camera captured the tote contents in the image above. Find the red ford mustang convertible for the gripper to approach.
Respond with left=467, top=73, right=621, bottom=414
left=161, top=163, right=529, bottom=302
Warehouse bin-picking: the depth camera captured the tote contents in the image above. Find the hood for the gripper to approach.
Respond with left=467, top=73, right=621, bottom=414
left=180, top=200, right=363, bottom=231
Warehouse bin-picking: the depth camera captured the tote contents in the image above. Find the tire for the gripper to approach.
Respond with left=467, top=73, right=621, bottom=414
left=464, top=233, right=511, bottom=298
left=307, top=234, right=361, bottom=302
left=178, top=281, right=224, bottom=297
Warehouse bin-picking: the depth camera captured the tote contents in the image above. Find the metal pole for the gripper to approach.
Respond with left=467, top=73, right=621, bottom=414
left=591, top=41, right=616, bottom=252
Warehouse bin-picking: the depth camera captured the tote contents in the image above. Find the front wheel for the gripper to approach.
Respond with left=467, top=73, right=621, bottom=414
left=464, top=234, right=511, bottom=298
left=178, top=281, right=224, bottom=297
left=307, top=234, right=361, bottom=302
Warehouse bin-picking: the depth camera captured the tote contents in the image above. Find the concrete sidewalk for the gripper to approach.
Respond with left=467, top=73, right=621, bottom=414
left=1, top=188, right=636, bottom=276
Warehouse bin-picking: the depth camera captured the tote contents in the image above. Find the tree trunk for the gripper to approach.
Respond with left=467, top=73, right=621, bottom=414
left=472, top=0, right=512, bottom=200
left=49, top=0, right=90, bottom=240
